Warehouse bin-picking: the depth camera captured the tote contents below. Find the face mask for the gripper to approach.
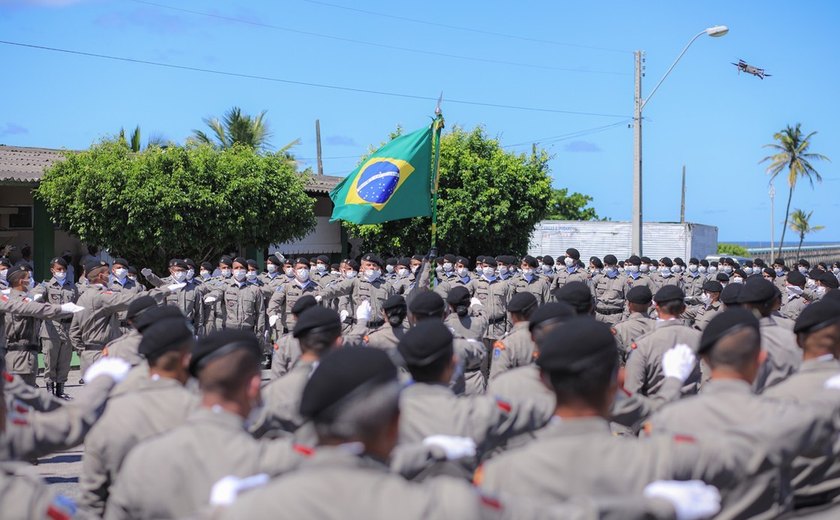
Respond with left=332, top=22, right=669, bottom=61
left=435, top=266, right=444, bottom=275
left=617, top=267, right=625, bottom=274
left=128, top=275, right=137, bottom=282
left=671, top=265, right=683, bottom=274
left=331, top=270, right=340, bottom=275
left=246, top=271, right=258, bottom=281
left=640, top=264, right=649, bottom=273
left=28, top=277, right=35, bottom=289
left=697, top=266, right=706, bottom=273
left=708, top=266, right=718, bottom=274
left=0, top=269, right=6, bottom=281
left=53, top=271, right=67, bottom=282
left=775, top=268, right=784, bottom=277
left=482, top=266, right=496, bottom=278
left=384, top=265, right=394, bottom=274
left=721, top=266, right=733, bottom=274
left=564, top=257, right=575, bottom=268
left=443, top=262, right=453, bottom=272
left=605, top=267, right=618, bottom=278
left=816, top=286, right=827, bottom=297
left=457, top=267, right=469, bottom=278
left=626, top=265, right=639, bottom=274
left=522, top=268, right=533, bottom=279
left=200, top=270, right=211, bottom=280
left=296, top=268, right=310, bottom=282
left=267, top=264, right=278, bottom=274
left=497, top=266, right=509, bottom=277
left=365, top=269, right=380, bottom=282
left=799, top=267, right=809, bottom=275
left=233, top=269, right=247, bottom=282
left=731, top=276, right=744, bottom=284
left=806, top=278, right=817, bottom=288
left=221, top=268, right=232, bottom=279
left=284, top=267, right=294, bottom=277
left=832, top=268, right=840, bottom=274
left=741, top=267, right=751, bottom=275
left=172, top=271, right=187, bottom=283
left=346, top=270, right=357, bottom=279
left=397, top=267, right=409, bottom=278
left=700, top=293, right=711, bottom=305
left=186, top=269, right=195, bottom=281
left=659, top=267, right=671, bottom=277
left=313, top=264, right=324, bottom=274
left=411, top=265, right=419, bottom=274
left=786, top=285, right=803, bottom=297
left=113, top=268, right=128, bottom=280
left=543, top=265, right=553, bottom=274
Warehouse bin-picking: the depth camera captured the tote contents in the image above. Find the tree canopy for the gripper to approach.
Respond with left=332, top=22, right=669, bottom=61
left=343, top=126, right=579, bottom=258
left=545, top=188, right=601, bottom=221
left=36, top=139, right=316, bottom=271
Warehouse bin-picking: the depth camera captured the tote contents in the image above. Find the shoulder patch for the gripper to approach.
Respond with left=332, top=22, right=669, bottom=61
left=293, top=444, right=315, bottom=457
left=493, top=341, right=505, bottom=351
left=472, top=464, right=485, bottom=485
left=610, top=327, right=617, bottom=335
left=273, top=343, right=280, bottom=351
left=46, top=494, right=77, bottom=520
left=495, top=399, right=512, bottom=413
left=3, top=371, right=13, bottom=382
left=479, top=494, right=503, bottom=510
left=673, top=434, right=696, bottom=444
left=630, top=342, right=638, bottom=350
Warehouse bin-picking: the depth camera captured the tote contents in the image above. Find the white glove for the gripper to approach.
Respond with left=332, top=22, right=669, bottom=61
left=204, top=295, right=218, bottom=304
left=84, top=357, right=131, bottom=384
left=825, top=374, right=840, bottom=390
left=315, top=295, right=323, bottom=303
left=423, top=435, right=477, bottom=460
left=141, top=268, right=153, bottom=278
left=355, top=300, right=371, bottom=322
left=167, top=282, right=186, bottom=292
left=644, top=480, right=721, bottom=520
left=662, top=343, right=696, bottom=383
left=268, top=315, right=279, bottom=327
left=60, top=302, right=85, bottom=313
left=32, top=293, right=44, bottom=302
left=339, top=310, right=349, bottom=322
left=209, top=473, right=270, bottom=506
left=470, top=297, right=483, bottom=307
left=0, top=289, right=9, bottom=295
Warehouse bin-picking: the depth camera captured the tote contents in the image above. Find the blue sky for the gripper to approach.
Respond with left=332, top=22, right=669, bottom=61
left=2, top=0, right=838, bottom=243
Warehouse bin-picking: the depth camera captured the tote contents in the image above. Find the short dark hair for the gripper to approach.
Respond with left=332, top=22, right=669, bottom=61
left=658, top=299, right=686, bottom=316
left=298, top=327, right=341, bottom=357
left=198, top=348, right=261, bottom=399
left=542, top=354, right=618, bottom=411
left=705, top=327, right=761, bottom=372
left=406, top=354, right=451, bottom=384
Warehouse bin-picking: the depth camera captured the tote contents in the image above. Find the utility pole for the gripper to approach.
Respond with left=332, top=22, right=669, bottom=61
left=769, top=183, right=776, bottom=255
left=315, top=119, right=324, bottom=176
left=680, top=164, right=686, bottom=223
left=631, top=50, right=644, bottom=255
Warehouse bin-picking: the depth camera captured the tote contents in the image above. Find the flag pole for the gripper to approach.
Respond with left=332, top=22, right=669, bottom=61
left=430, top=112, right=444, bottom=254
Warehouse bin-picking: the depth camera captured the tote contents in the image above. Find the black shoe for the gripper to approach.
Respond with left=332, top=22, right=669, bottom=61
left=78, top=378, right=85, bottom=385
left=46, top=381, right=55, bottom=394
left=55, top=383, right=72, bottom=401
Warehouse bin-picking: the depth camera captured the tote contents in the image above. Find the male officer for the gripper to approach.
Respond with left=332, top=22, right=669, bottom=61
left=33, top=256, right=78, bottom=398
left=592, top=254, right=626, bottom=324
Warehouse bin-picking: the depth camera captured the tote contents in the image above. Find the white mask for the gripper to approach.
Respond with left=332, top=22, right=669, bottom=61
left=482, top=266, right=496, bottom=278
left=113, top=268, right=128, bottom=280
left=246, top=271, right=258, bottom=281
left=799, top=266, right=809, bottom=275
left=522, top=268, right=533, bottom=279
left=284, top=267, right=295, bottom=277
left=385, top=265, right=395, bottom=274
left=626, top=265, right=639, bottom=274
left=53, top=271, right=67, bottom=282
left=443, top=262, right=453, bottom=272
left=186, top=269, right=194, bottom=281
left=700, top=293, right=711, bottom=305
left=497, top=266, right=509, bottom=277
left=731, top=276, right=744, bottom=284
left=457, top=267, right=469, bottom=278
left=127, top=275, right=137, bottom=282
left=708, top=266, right=718, bottom=274
left=365, top=269, right=380, bottom=282
left=807, top=278, right=817, bottom=288
left=833, top=267, right=840, bottom=274
left=816, top=286, right=827, bottom=297
left=172, top=271, right=187, bottom=283
left=689, top=264, right=699, bottom=273
left=200, top=270, right=211, bottom=280
left=618, top=267, right=626, bottom=274
left=233, top=269, right=247, bottom=282
left=671, top=265, right=683, bottom=274
left=786, top=285, right=803, bottom=297
left=659, top=267, right=672, bottom=277
left=267, top=264, right=278, bottom=274
left=345, top=270, right=357, bottom=279
left=397, top=267, right=408, bottom=278
left=317, top=264, right=327, bottom=273
left=640, top=264, right=650, bottom=273
left=411, top=265, right=419, bottom=274
left=220, top=268, right=232, bottom=279
left=564, top=257, right=575, bottom=268
left=722, top=266, right=733, bottom=275
left=296, top=268, right=310, bottom=282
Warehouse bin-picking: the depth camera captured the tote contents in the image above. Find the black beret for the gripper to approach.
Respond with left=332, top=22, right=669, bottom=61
left=483, top=257, right=498, bottom=268
left=168, top=258, right=188, bottom=270
left=83, top=259, right=109, bottom=273
left=654, top=285, right=684, bottom=304
left=294, top=257, right=309, bottom=266
left=232, top=256, right=247, bottom=266
left=293, top=306, right=341, bottom=338
left=446, top=286, right=471, bottom=306
left=786, top=270, right=806, bottom=286
left=719, top=284, right=743, bottom=305
left=737, top=278, right=777, bottom=304
left=443, top=254, right=456, bottom=263
left=659, top=257, right=673, bottom=267
left=6, top=265, right=30, bottom=283
left=299, top=348, right=397, bottom=421
left=716, top=273, right=730, bottom=283
left=590, top=257, right=603, bottom=269
left=497, top=255, right=516, bottom=265
left=128, top=266, right=138, bottom=275
left=700, top=259, right=710, bottom=267
left=536, top=317, right=615, bottom=373
left=362, top=253, right=384, bottom=268
left=0, top=257, right=11, bottom=268
left=397, top=320, right=453, bottom=367
left=50, top=257, right=68, bottom=268
left=627, top=255, right=641, bottom=266
left=773, top=258, right=786, bottom=266
left=640, top=256, right=652, bottom=264
left=455, top=256, right=470, bottom=268
left=408, top=291, right=446, bottom=317
left=565, top=248, right=581, bottom=260
left=733, top=269, right=747, bottom=279
left=800, top=259, right=811, bottom=268
left=674, top=257, right=686, bottom=266
left=627, top=285, right=653, bottom=304
left=702, top=280, right=724, bottom=293
left=553, top=281, right=592, bottom=311
left=266, top=254, right=283, bottom=265
left=246, top=259, right=259, bottom=269
left=522, top=255, right=538, bottom=268
left=794, top=300, right=840, bottom=334
left=113, top=258, right=129, bottom=267
left=133, top=305, right=185, bottom=333
left=317, top=255, right=330, bottom=264
left=219, top=255, right=234, bottom=266
left=819, top=272, right=840, bottom=290
left=542, top=256, right=555, bottom=266
left=126, top=295, right=157, bottom=321
left=762, top=267, right=776, bottom=278
left=189, top=329, right=260, bottom=377
left=475, top=255, right=486, bottom=264
left=330, top=264, right=339, bottom=271
left=508, top=292, right=538, bottom=314
left=291, top=295, right=318, bottom=316
left=825, top=290, right=840, bottom=304
left=529, top=302, right=575, bottom=332
left=689, top=257, right=699, bottom=265
left=138, top=317, right=193, bottom=359
left=698, top=308, right=760, bottom=354
left=382, top=294, right=407, bottom=311
left=397, top=257, right=412, bottom=268
left=809, top=268, right=823, bottom=280
left=346, top=259, right=360, bottom=270
left=200, top=262, right=213, bottom=271
left=603, top=254, right=617, bottom=265
left=184, top=258, right=196, bottom=269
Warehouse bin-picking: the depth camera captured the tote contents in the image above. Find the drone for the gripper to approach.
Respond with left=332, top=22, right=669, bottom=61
left=732, top=59, right=771, bottom=79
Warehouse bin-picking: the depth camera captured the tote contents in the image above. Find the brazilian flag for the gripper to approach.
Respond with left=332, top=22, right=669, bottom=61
left=329, top=126, right=433, bottom=225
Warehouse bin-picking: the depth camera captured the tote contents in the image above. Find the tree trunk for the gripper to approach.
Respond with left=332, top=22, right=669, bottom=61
left=777, top=182, right=794, bottom=258
left=797, top=234, right=804, bottom=259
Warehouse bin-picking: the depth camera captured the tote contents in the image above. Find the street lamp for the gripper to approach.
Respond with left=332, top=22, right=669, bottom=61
left=631, top=25, right=728, bottom=255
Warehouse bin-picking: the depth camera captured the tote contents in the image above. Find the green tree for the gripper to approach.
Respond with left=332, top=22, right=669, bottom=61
left=788, top=209, right=824, bottom=258
left=343, top=126, right=554, bottom=257
left=761, top=123, right=829, bottom=257
left=117, top=126, right=172, bottom=152
left=545, top=188, right=600, bottom=221
left=36, top=140, right=316, bottom=272
left=191, top=106, right=275, bottom=151
left=717, top=243, right=748, bottom=257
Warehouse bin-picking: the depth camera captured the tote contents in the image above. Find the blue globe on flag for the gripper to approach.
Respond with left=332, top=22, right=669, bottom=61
left=356, top=160, right=401, bottom=204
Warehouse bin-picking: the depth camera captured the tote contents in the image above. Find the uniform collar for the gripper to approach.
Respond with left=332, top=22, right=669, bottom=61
left=304, top=445, right=389, bottom=472
left=535, top=416, right=611, bottom=440
left=194, top=405, right=247, bottom=430
left=799, top=355, right=840, bottom=373
left=700, top=378, right=753, bottom=395
left=654, top=319, right=683, bottom=329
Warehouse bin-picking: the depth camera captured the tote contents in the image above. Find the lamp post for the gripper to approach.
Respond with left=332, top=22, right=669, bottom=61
left=631, top=25, right=728, bottom=255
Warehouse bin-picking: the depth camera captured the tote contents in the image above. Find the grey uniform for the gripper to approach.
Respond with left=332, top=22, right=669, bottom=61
left=444, top=311, right=488, bottom=341
left=270, top=334, right=302, bottom=380
left=318, top=276, right=396, bottom=332
left=105, top=407, right=303, bottom=520
left=2, top=290, right=48, bottom=385
left=763, top=356, right=840, bottom=508
left=251, top=360, right=315, bottom=442
left=109, top=276, right=144, bottom=335
left=0, top=461, right=77, bottom=520
left=591, top=274, right=627, bottom=325
left=489, top=322, right=536, bottom=381
left=550, top=268, right=588, bottom=292
left=162, top=280, right=202, bottom=331
left=80, top=376, right=199, bottom=517
left=693, top=301, right=723, bottom=332
left=473, top=277, right=512, bottom=340
left=209, top=278, right=265, bottom=335
left=364, top=323, right=407, bottom=351
left=510, top=274, right=551, bottom=306
left=753, top=315, right=802, bottom=394
left=33, top=277, right=78, bottom=384
left=682, top=273, right=706, bottom=302
left=266, top=279, right=320, bottom=335
left=612, top=312, right=655, bottom=362
left=102, top=329, right=143, bottom=366
left=782, top=293, right=808, bottom=321
left=624, top=320, right=702, bottom=396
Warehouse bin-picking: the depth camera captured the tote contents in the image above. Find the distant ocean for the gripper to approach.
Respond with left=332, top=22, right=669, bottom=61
left=730, top=241, right=840, bottom=249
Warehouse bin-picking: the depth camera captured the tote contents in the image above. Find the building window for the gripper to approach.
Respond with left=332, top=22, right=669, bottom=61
left=0, top=205, right=34, bottom=229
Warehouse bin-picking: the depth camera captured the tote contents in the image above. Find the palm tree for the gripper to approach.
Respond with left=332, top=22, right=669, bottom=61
left=117, top=126, right=171, bottom=151
left=191, top=106, right=273, bottom=151
left=761, top=123, right=829, bottom=257
left=788, top=209, right=824, bottom=258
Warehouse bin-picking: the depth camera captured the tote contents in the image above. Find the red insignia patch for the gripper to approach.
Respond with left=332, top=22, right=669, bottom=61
left=293, top=444, right=315, bottom=456
left=495, top=399, right=512, bottom=413
left=673, top=434, right=696, bottom=444
left=479, top=495, right=503, bottom=510
left=630, top=342, right=638, bottom=350
left=3, top=371, right=13, bottom=383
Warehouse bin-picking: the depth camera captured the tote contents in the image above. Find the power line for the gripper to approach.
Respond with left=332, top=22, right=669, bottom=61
left=503, top=120, right=630, bottom=148
left=127, top=0, right=628, bottom=75
left=300, top=0, right=631, bottom=55
left=0, top=40, right=630, bottom=118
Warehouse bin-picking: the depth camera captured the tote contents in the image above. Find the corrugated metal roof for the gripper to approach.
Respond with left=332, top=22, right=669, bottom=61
left=0, top=145, right=344, bottom=193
